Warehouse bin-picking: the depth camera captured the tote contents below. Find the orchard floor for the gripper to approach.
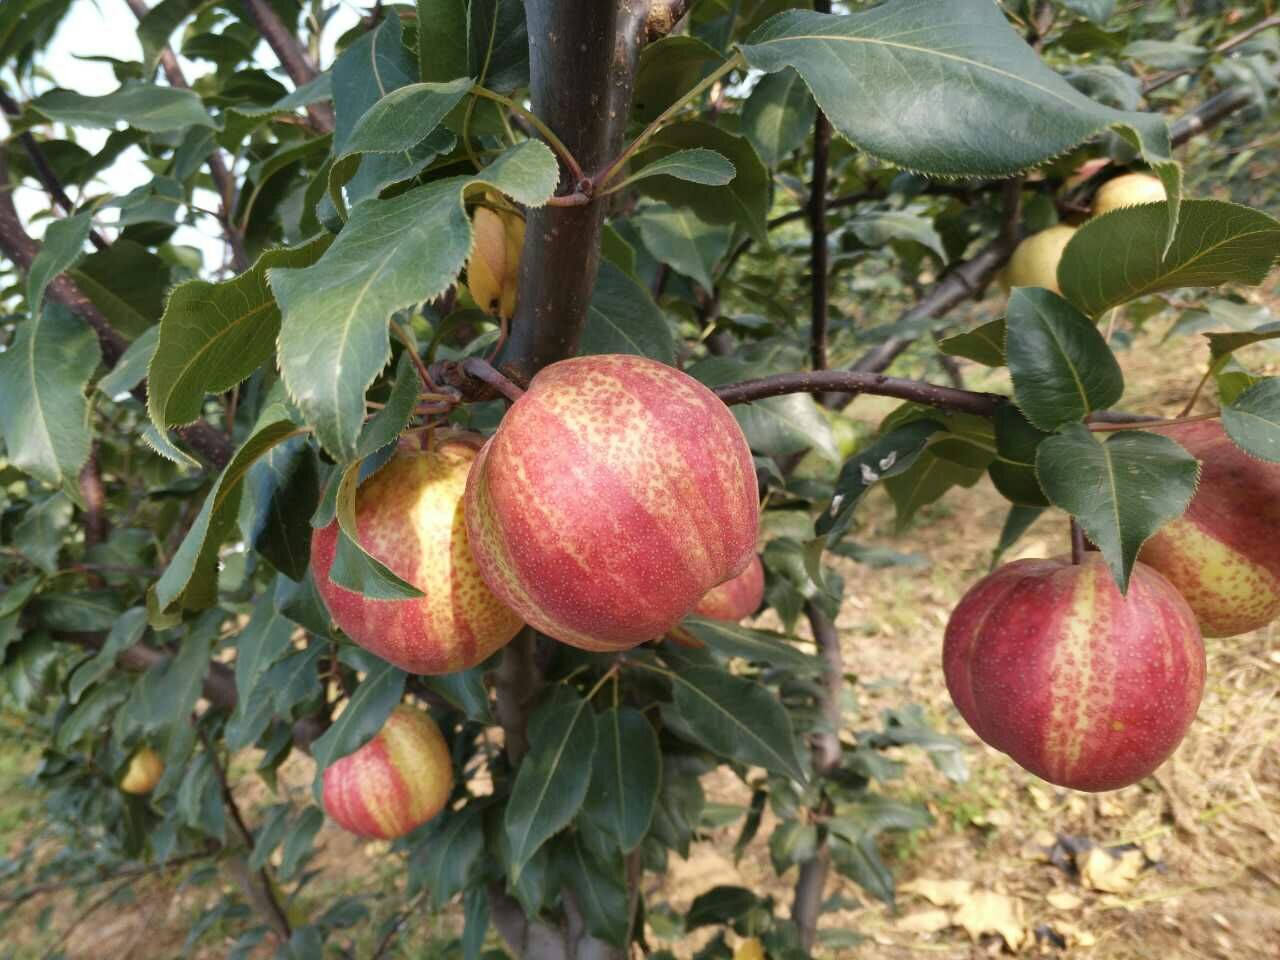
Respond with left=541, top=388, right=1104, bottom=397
left=3, top=318, right=1279, bottom=959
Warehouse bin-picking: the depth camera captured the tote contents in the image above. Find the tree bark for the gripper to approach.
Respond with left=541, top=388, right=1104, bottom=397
left=501, top=0, right=646, bottom=379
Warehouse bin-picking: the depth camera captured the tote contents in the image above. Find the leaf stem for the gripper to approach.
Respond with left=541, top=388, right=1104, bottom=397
left=390, top=320, right=437, bottom=391
left=471, top=86, right=587, bottom=184
left=595, top=51, right=744, bottom=188
left=1178, top=366, right=1215, bottom=418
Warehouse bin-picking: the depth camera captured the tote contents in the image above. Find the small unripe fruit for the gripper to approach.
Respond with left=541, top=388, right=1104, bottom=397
left=1139, top=420, right=1280, bottom=637
left=120, top=746, right=164, bottom=795
left=944, top=555, right=1204, bottom=792
left=1004, top=224, right=1077, bottom=295
left=464, top=202, right=524, bottom=320
left=322, top=705, right=453, bottom=839
left=1091, top=172, right=1165, bottom=217
left=694, top=554, right=765, bottom=622
left=465, top=354, right=760, bottom=652
left=311, top=439, right=522, bottom=675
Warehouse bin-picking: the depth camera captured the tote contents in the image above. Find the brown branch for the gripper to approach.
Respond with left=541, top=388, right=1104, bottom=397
left=239, top=0, right=335, bottom=132
left=1143, top=15, right=1280, bottom=94
left=792, top=600, right=841, bottom=951
left=644, top=0, right=692, bottom=43
left=123, top=0, right=250, bottom=272
left=0, top=89, right=110, bottom=251
left=78, top=446, right=108, bottom=551
left=197, top=726, right=292, bottom=942
left=714, top=369, right=1006, bottom=417
left=461, top=356, right=526, bottom=403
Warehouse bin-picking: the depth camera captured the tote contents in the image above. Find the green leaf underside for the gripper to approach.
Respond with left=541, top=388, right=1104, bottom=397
left=1222, top=378, right=1280, bottom=463
left=0, top=305, right=100, bottom=497
left=147, top=235, right=332, bottom=460
left=27, top=212, right=91, bottom=317
left=270, top=139, right=557, bottom=461
left=938, top=317, right=1007, bottom=367
left=1006, top=287, right=1124, bottom=431
left=681, top=616, right=822, bottom=673
left=634, top=204, right=731, bottom=291
left=33, top=81, right=217, bottom=131
left=504, top=688, right=598, bottom=878
left=742, top=68, right=816, bottom=168
left=739, top=1, right=1179, bottom=239
left=1058, top=200, right=1280, bottom=318
left=327, top=354, right=425, bottom=600
left=1035, top=424, right=1199, bottom=591
left=622, top=148, right=736, bottom=190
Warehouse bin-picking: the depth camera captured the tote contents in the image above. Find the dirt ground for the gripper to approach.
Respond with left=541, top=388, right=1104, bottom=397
left=5, top=314, right=1280, bottom=959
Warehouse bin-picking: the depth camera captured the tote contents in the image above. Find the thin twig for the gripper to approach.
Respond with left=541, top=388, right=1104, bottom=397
left=460, top=356, right=526, bottom=403
left=714, top=370, right=1006, bottom=417
left=471, top=86, right=586, bottom=184
left=1071, top=518, right=1086, bottom=565
left=808, top=104, right=831, bottom=372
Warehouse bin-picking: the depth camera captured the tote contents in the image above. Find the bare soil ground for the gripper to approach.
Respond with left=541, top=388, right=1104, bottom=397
left=4, top=315, right=1279, bottom=960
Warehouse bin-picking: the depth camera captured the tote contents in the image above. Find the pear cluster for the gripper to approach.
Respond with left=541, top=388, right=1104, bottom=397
left=314, top=354, right=762, bottom=836
left=945, top=417, right=1280, bottom=793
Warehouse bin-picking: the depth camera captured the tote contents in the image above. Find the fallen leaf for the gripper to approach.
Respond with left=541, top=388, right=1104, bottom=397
left=1080, top=846, right=1146, bottom=893
left=902, top=878, right=974, bottom=907
left=1046, top=890, right=1083, bottom=910
left=952, top=890, right=1025, bottom=950
left=896, top=909, right=952, bottom=934
left=1027, top=784, right=1052, bottom=811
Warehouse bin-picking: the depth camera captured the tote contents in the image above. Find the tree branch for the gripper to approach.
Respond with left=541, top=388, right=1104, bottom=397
left=714, top=369, right=1006, bottom=417
left=500, top=0, right=643, bottom=378
left=239, top=0, right=335, bottom=132
left=808, top=111, right=831, bottom=372
left=1143, top=15, right=1280, bottom=94
left=792, top=600, right=842, bottom=952
left=123, top=0, right=250, bottom=271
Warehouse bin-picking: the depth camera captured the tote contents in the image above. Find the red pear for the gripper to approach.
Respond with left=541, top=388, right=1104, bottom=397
left=694, top=554, right=765, bottom=622
left=943, top=555, right=1204, bottom=792
left=465, top=355, right=759, bottom=651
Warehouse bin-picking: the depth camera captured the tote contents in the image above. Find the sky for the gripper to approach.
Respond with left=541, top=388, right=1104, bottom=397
left=4, top=0, right=359, bottom=269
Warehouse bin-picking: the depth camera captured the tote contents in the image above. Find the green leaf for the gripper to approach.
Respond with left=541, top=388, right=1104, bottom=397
left=1006, top=287, right=1124, bottom=431
left=417, top=0, right=469, bottom=82
left=1058, top=0, right=1116, bottom=24
left=330, top=13, right=427, bottom=206
left=311, top=660, right=407, bottom=774
left=270, top=140, right=557, bottom=461
left=635, top=122, right=771, bottom=246
left=0, top=305, right=100, bottom=497
left=937, top=317, right=1007, bottom=367
left=562, top=836, right=628, bottom=947
left=467, top=0, right=528, bottom=93
left=827, top=796, right=932, bottom=905
left=634, top=203, right=732, bottom=291
left=580, top=260, right=676, bottom=364
left=36, top=590, right=123, bottom=632
left=988, top=406, right=1052, bottom=507
left=616, top=149, right=736, bottom=191
left=1205, top=321, right=1280, bottom=371
left=150, top=417, right=304, bottom=619
left=1036, top=424, right=1199, bottom=590
left=681, top=617, right=822, bottom=673
left=850, top=210, right=946, bottom=261
left=242, top=435, right=320, bottom=581
left=633, top=35, right=724, bottom=123
left=329, top=78, right=471, bottom=214
left=504, top=687, right=598, bottom=879
left=27, top=212, right=91, bottom=316
left=118, top=621, right=216, bottom=736
left=420, top=665, right=492, bottom=723
left=147, top=235, right=332, bottom=463
left=419, top=806, right=486, bottom=910
left=884, top=446, right=987, bottom=531
left=742, top=68, right=815, bottom=168
left=249, top=804, right=291, bottom=872
left=233, top=590, right=297, bottom=707
left=991, top=504, right=1047, bottom=567
left=137, top=0, right=206, bottom=67
left=735, top=392, right=840, bottom=463
left=740, top=2, right=1178, bottom=235
left=663, top=664, right=805, bottom=781
left=56, top=675, right=130, bottom=751
left=584, top=706, right=661, bottom=852
left=1222, top=378, right=1280, bottom=463
left=33, top=81, right=217, bottom=131
left=462, top=887, right=488, bottom=960
left=1059, top=200, right=1280, bottom=318
left=0, top=576, right=40, bottom=621
left=71, top=239, right=172, bottom=339
left=686, top=886, right=760, bottom=930
left=228, top=73, right=333, bottom=120
left=2, top=635, right=60, bottom=710
left=279, top=807, right=324, bottom=881
left=12, top=494, right=72, bottom=573
left=68, top=607, right=148, bottom=703
left=816, top=419, right=944, bottom=544
left=98, top=325, right=158, bottom=399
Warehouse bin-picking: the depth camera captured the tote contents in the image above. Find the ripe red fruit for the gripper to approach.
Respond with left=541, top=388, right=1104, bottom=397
left=694, top=554, right=765, bottom=622
left=311, top=438, right=522, bottom=675
left=1138, top=420, right=1280, bottom=637
left=322, top=705, right=453, bottom=839
left=465, top=354, right=759, bottom=652
left=943, top=555, right=1205, bottom=792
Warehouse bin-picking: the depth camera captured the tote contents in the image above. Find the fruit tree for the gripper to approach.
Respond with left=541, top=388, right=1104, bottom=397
left=1, top=1, right=1278, bottom=957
